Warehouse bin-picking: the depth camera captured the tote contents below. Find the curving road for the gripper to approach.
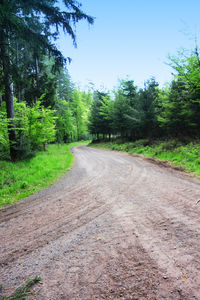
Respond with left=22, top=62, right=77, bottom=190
left=0, top=145, right=200, bottom=299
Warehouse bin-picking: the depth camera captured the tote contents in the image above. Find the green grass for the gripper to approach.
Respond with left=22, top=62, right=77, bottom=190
left=0, top=277, right=41, bottom=300
left=90, top=139, right=200, bottom=176
left=0, top=141, right=88, bottom=207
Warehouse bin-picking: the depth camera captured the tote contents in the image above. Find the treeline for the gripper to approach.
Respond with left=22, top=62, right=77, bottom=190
left=0, top=0, right=93, bottom=160
left=1, top=2, right=200, bottom=162
left=0, top=80, right=92, bottom=160
left=0, top=64, right=92, bottom=160
left=89, top=47, right=200, bottom=141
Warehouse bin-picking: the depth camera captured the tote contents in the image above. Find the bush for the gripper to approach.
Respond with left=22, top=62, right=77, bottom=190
left=160, top=140, right=181, bottom=151
left=0, top=100, right=56, bottom=160
left=0, top=109, right=10, bottom=159
left=131, top=139, right=150, bottom=148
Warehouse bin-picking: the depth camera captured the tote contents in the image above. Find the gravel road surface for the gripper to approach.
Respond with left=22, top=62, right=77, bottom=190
left=0, top=145, right=200, bottom=299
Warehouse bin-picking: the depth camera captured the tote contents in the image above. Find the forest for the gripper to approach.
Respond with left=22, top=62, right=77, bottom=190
left=1, top=2, right=200, bottom=299
left=0, top=0, right=93, bottom=161
left=89, top=50, right=200, bottom=142
left=0, top=0, right=200, bottom=162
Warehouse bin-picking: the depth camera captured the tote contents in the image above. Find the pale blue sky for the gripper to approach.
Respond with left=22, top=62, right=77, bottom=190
left=57, top=0, right=200, bottom=91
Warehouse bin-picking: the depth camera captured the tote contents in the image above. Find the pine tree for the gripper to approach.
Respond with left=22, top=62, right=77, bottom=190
left=0, top=0, right=94, bottom=160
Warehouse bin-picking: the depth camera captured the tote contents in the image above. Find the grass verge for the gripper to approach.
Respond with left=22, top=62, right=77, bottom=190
left=89, top=139, right=200, bottom=176
left=0, top=141, right=88, bottom=207
left=0, top=277, right=41, bottom=300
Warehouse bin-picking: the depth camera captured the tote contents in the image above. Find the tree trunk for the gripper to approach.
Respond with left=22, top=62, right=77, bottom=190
left=0, top=31, right=18, bottom=160
left=16, top=42, right=21, bottom=102
left=35, top=55, right=40, bottom=98
left=5, top=73, right=17, bottom=160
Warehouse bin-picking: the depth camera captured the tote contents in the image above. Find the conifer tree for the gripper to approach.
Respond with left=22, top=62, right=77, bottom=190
left=0, top=0, right=94, bottom=159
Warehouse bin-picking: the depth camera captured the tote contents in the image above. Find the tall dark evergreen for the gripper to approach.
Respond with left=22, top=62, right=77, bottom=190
left=112, top=94, right=133, bottom=138
left=135, top=78, right=159, bottom=138
left=167, top=48, right=200, bottom=136
left=118, top=79, right=137, bottom=107
left=0, top=0, right=94, bottom=160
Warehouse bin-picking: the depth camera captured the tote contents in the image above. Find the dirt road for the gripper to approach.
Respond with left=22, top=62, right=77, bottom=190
left=0, top=146, right=200, bottom=299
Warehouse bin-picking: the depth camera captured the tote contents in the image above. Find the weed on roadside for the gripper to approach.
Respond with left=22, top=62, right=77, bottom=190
left=0, top=141, right=89, bottom=207
left=0, top=277, right=41, bottom=300
left=90, top=139, right=200, bottom=176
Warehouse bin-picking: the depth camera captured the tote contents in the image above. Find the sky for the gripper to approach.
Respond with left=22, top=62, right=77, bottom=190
left=57, top=0, right=200, bottom=91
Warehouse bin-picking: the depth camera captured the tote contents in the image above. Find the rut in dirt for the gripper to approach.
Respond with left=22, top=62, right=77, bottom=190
left=0, top=145, right=200, bottom=299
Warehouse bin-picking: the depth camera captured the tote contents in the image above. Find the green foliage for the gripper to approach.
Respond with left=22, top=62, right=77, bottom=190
left=55, top=88, right=92, bottom=143
left=112, top=93, right=133, bottom=137
left=27, top=100, right=56, bottom=151
left=71, top=89, right=88, bottom=139
left=57, top=68, right=74, bottom=102
left=99, top=94, right=114, bottom=137
left=90, top=139, right=200, bottom=175
left=88, top=47, right=200, bottom=143
left=88, top=91, right=109, bottom=137
left=0, top=71, right=92, bottom=159
left=135, top=78, right=159, bottom=137
left=89, top=78, right=159, bottom=140
left=0, top=100, right=56, bottom=159
left=55, top=99, right=75, bottom=143
left=117, top=79, right=137, bottom=107
left=168, top=48, right=200, bottom=100
left=0, top=0, right=94, bottom=76
left=89, top=50, right=200, bottom=141
left=165, top=48, right=200, bottom=135
left=0, top=277, right=41, bottom=300
left=0, top=109, right=9, bottom=158
left=0, top=0, right=94, bottom=160
left=111, top=80, right=139, bottom=138
left=159, top=78, right=197, bottom=136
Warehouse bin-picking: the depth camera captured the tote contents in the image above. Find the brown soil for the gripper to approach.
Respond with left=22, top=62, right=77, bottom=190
left=0, top=145, right=200, bottom=299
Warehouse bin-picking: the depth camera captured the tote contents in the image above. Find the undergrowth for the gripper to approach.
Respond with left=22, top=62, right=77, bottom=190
left=90, top=139, right=200, bottom=176
left=0, top=277, right=41, bottom=300
left=0, top=141, right=88, bottom=207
